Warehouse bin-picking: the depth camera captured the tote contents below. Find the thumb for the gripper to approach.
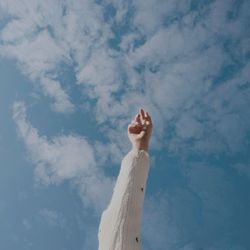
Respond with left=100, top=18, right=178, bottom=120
left=137, top=130, right=146, bottom=139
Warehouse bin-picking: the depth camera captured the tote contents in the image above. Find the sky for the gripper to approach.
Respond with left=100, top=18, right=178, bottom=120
left=0, top=0, right=250, bottom=249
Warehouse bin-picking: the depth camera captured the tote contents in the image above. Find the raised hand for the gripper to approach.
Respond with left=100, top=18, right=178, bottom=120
left=127, top=108, right=153, bottom=152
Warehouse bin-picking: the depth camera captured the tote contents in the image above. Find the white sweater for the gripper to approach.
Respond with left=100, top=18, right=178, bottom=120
left=98, top=149, right=150, bottom=250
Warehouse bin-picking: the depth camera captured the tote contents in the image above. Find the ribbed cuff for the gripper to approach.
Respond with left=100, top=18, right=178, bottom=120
left=130, top=148, right=149, bottom=158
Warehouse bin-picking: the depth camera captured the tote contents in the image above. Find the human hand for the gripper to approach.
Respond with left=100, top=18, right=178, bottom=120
left=127, top=108, right=153, bottom=152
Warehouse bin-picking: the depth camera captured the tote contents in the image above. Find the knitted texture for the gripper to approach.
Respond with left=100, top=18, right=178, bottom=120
left=98, top=150, right=150, bottom=250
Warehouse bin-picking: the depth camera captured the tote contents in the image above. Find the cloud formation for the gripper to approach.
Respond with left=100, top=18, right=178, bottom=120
left=12, top=102, right=113, bottom=211
left=2, top=0, right=249, bottom=151
left=1, top=0, right=250, bottom=249
left=0, top=0, right=111, bottom=113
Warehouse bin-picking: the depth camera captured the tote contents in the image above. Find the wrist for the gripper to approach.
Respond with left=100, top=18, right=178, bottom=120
left=132, top=141, right=149, bottom=152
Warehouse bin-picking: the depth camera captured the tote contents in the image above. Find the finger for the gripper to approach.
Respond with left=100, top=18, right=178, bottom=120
left=138, top=130, right=146, bottom=139
left=128, top=123, right=141, bottom=134
left=133, top=114, right=138, bottom=122
left=140, top=108, right=145, bottom=121
left=128, top=124, right=136, bottom=134
left=140, top=108, right=145, bottom=119
left=135, top=113, right=142, bottom=125
left=128, top=122, right=137, bottom=128
left=145, top=111, right=152, bottom=123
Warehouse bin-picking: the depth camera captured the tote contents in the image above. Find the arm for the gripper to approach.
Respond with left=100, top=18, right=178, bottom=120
left=98, top=109, right=153, bottom=250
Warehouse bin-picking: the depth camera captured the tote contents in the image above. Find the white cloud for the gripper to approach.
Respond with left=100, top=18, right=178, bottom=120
left=175, top=113, right=203, bottom=139
left=2, top=0, right=250, bottom=248
left=132, top=0, right=191, bottom=36
left=40, top=78, right=74, bottom=113
left=80, top=0, right=250, bottom=162
left=205, top=0, right=250, bottom=39
left=0, top=0, right=112, bottom=114
left=0, top=29, right=66, bottom=78
left=12, top=102, right=113, bottom=211
left=77, top=49, right=121, bottom=122
left=120, top=2, right=250, bottom=156
left=0, top=24, right=74, bottom=113
left=1, top=0, right=249, bottom=151
left=1, top=17, right=36, bottom=42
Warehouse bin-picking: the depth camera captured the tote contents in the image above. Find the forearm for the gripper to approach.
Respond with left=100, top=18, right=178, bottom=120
left=98, top=149, right=150, bottom=250
left=121, top=149, right=150, bottom=247
left=132, top=141, right=149, bottom=152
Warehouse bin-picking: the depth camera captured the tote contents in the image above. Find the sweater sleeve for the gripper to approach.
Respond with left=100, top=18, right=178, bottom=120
left=98, top=149, right=150, bottom=250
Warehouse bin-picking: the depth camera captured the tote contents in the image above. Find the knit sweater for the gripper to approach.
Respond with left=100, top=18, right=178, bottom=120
left=98, top=149, right=150, bottom=250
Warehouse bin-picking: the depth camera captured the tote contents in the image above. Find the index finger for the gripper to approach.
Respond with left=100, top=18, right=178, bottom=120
left=145, top=111, right=152, bottom=124
left=140, top=108, right=145, bottom=120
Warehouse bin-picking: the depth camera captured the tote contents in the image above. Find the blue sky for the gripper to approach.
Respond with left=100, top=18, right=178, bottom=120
left=0, top=0, right=250, bottom=249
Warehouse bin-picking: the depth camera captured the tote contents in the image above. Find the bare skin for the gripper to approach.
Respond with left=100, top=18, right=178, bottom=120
left=127, top=108, right=153, bottom=152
